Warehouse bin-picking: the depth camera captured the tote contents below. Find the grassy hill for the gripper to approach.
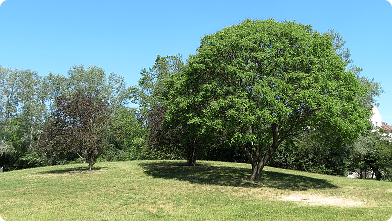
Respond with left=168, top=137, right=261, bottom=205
left=0, top=160, right=391, bottom=220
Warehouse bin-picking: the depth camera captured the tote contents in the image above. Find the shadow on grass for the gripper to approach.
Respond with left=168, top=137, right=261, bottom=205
left=140, top=161, right=338, bottom=191
left=36, top=166, right=106, bottom=175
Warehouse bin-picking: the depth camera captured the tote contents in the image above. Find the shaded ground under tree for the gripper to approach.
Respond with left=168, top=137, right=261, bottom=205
left=140, top=161, right=338, bottom=191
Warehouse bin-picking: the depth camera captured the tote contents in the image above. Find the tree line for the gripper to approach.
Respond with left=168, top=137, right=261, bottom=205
left=1, top=19, right=391, bottom=180
left=0, top=65, right=137, bottom=170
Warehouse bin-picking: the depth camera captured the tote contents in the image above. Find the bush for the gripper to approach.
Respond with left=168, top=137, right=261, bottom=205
left=269, top=135, right=349, bottom=176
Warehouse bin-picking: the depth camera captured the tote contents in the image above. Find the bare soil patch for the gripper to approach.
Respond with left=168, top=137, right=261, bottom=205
left=280, top=193, right=365, bottom=207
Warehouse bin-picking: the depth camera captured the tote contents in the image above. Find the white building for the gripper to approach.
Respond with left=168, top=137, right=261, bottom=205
left=370, top=105, right=382, bottom=128
left=370, top=105, right=392, bottom=133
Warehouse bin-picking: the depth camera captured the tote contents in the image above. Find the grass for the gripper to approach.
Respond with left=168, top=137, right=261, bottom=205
left=0, top=160, right=391, bottom=220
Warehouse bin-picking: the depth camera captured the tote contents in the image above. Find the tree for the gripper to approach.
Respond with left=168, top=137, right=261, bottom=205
left=0, top=67, right=20, bottom=143
left=0, top=67, right=49, bottom=171
left=327, top=30, right=383, bottom=108
left=266, top=30, right=383, bottom=177
left=132, top=55, right=186, bottom=160
left=349, top=129, right=392, bottom=180
left=165, top=19, right=371, bottom=180
left=269, top=131, right=351, bottom=176
left=57, top=65, right=132, bottom=110
left=0, top=65, right=133, bottom=171
left=135, top=55, right=184, bottom=114
left=107, top=107, right=148, bottom=161
left=35, top=92, right=111, bottom=170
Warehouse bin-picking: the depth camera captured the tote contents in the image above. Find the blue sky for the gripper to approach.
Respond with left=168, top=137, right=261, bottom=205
left=0, top=0, right=391, bottom=123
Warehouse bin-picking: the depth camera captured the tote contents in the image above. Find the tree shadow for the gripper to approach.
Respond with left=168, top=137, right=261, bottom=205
left=140, top=161, right=338, bottom=191
left=36, top=166, right=106, bottom=175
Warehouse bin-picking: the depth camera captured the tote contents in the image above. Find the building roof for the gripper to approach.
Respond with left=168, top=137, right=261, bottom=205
left=382, top=122, right=392, bottom=133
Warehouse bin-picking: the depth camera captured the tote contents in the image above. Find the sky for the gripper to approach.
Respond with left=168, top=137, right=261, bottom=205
left=0, top=0, right=391, bottom=123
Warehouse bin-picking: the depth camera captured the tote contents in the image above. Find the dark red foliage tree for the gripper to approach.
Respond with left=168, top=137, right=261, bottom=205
left=35, top=92, right=111, bottom=170
left=146, top=103, right=185, bottom=160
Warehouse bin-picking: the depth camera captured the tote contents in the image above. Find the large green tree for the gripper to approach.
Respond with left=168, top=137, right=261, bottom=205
left=165, top=19, right=371, bottom=180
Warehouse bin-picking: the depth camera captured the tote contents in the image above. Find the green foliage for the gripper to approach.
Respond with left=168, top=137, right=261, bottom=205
left=132, top=55, right=187, bottom=160
left=0, top=67, right=45, bottom=167
left=349, top=129, right=392, bottom=180
left=0, top=143, right=47, bottom=171
left=327, top=30, right=383, bottom=108
left=66, top=65, right=132, bottom=109
left=355, top=75, right=383, bottom=108
left=103, top=107, right=149, bottom=161
left=0, top=65, right=134, bottom=171
left=165, top=19, right=371, bottom=180
left=44, top=65, right=132, bottom=110
left=265, top=30, right=383, bottom=177
left=0, top=115, right=46, bottom=171
left=134, top=54, right=184, bottom=114
left=269, top=133, right=350, bottom=176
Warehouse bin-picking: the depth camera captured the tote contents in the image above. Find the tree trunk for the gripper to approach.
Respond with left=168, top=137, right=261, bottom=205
left=250, top=161, right=263, bottom=181
left=88, top=157, right=94, bottom=171
left=248, top=123, right=281, bottom=181
left=29, top=124, right=34, bottom=148
left=187, top=145, right=197, bottom=166
left=249, top=144, right=279, bottom=181
left=374, top=168, right=382, bottom=180
left=364, top=168, right=367, bottom=179
left=186, top=138, right=198, bottom=166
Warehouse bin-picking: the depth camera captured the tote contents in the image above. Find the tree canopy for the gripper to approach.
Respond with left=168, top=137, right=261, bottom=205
left=165, top=19, right=371, bottom=180
left=35, top=92, right=111, bottom=170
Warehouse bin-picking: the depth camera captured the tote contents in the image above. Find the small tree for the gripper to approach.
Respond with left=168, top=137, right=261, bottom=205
left=35, top=92, right=111, bottom=170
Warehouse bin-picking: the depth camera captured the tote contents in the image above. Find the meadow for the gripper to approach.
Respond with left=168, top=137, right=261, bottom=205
left=0, top=160, right=391, bottom=220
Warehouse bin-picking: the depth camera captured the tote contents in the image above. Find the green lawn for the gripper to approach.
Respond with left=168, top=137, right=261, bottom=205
left=0, top=160, right=391, bottom=220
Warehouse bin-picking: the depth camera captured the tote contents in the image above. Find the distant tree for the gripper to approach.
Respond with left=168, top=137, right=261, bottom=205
left=0, top=65, right=132, bottom=171
left=0, top=67, right=49, bottom=171
left=45, top=65, right=132, bottom=110
left=349, top=129, right=392, bottom=180
left=107, top=107, right=148, bottom=161
left=165, top=19, right=371, bottom=180
left=134, top=55, right=184, bottom=114
left=131, top=55, right=186, bottom=159
left=269, top=131, right=351, bottom=176
left=35, top=92, right=111, bottom=170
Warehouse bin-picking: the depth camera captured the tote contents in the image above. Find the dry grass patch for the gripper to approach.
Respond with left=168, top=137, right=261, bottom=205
left=280, top=192, right=365, bottom=207
left=226, top=185, right=367, bottom=207
left=226, top=186, right=281, bottom=199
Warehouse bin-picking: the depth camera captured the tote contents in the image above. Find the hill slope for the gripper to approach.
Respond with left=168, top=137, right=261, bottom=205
left=0, top=160, right=391, bottom=220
